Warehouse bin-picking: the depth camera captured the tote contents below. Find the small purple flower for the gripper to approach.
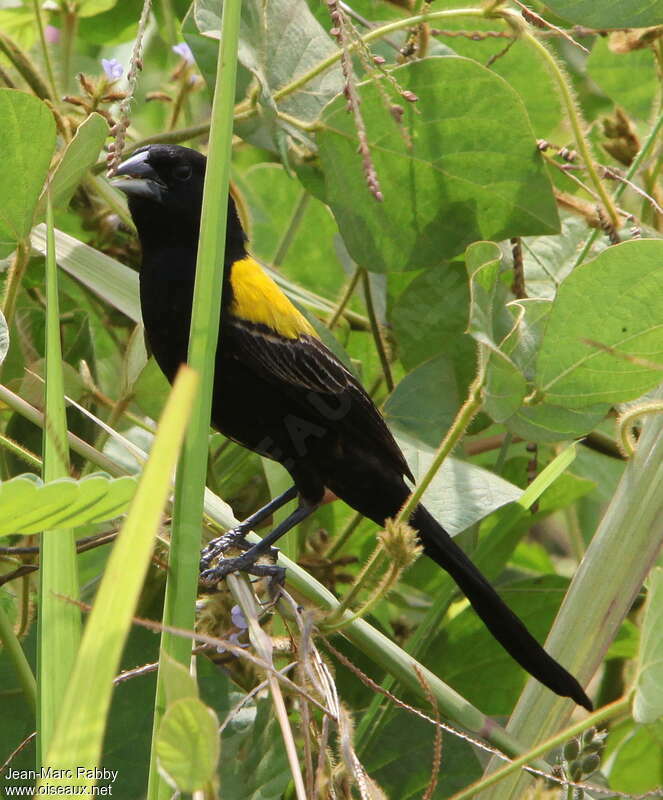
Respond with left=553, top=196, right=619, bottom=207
left=45, top=25, right=60, bottom=44
left=172, top=42, right=194, bottom=64
left=101, top=58, right=123, bottom=80
left=230, top=605, right=248, bottom=630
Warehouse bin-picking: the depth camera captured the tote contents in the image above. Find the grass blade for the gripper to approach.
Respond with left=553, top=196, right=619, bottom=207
left=39, top=366, right=198, bottom=792
left=37, top=196, right=81, bottom=760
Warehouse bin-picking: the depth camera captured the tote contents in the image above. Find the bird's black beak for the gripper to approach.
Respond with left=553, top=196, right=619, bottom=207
left=112, top=149, right=166, bottom=202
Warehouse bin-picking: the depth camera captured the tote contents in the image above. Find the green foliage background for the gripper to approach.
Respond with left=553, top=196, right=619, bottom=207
left=0, top=0, right=662, bottom=797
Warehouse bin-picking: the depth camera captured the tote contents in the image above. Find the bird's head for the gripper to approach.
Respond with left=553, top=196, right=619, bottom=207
left=113, top=144, right=246, bottom=259
left=113, top=144, right=206, bottom=219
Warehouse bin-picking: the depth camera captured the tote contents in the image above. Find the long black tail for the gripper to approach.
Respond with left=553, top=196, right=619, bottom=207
left=412, top=504, right=592, bottom=710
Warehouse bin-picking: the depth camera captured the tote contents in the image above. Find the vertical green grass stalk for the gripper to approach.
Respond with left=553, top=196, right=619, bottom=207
left=37, top=197, right=81, bottom=761
left=145, top=3, right=243, bottom=798
left=481, top=389, right=663, bottom=800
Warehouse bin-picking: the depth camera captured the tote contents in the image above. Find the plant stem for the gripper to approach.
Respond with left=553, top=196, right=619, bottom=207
left=0, top=605, right=37, bottom=715
left=0, top=31, right=51, bottom=100
left=572, top=110, right=663, bottom=268
left=327, top=265, right=361, bottom=330
left=272, top=189, right=310, bottom=267
left=514, top=15, right=620, bottom=231
left=60, top=6, right=78, bottom=95
left=2, top=240, right=30, bottom=332
left=449, top=695, right=630, bottom=800
left=146, top=0, right=242, bottom=795
left=266, top=8, right=486, bottom=109
left=397, top=374, right=483, bottom=521
left=361, top=269, right=394, bottom=392
left=32, top=0, right=59, bottom=101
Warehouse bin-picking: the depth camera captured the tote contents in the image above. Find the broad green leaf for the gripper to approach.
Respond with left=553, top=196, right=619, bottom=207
left=156, top=697, right=219, bottom=793
left=505, top=402, right=608, bottom=443
left=0, top=90, right=56, bottom=257
left=391, top=260, right=472, bottom=370
left=427, top=575, right=572, bottom=715
left=500, top=298, right=610, bottom=441
left=634, top=567, right=663, bottom=724
left=543, top=1, right=663, bottom=28
left=161, top=651, right=200, bottom=707
left=0, top=310, right=8, bottom=365
left=587, top=39, right=657, bottom=121
left=218, top=698, right=291, bottom=799
left=397, top=433, right=521, bottom=535
left=362, top=709, right=481, bottom=799
left=606, top=722, right=663, bottom=795
left=522, top=213, right=606, bottom=300
left=420, top=0, right=563, bottom=138
left=536, top=240, right=663, bottom=406
left=45, top=114, right=109, bottom=211
left=195, top=0, right=342, bottom=151
left=318, top=56, right=560, bottom=272
left=384, top=354, right=461, bottom=448
left=0, top=473, right=137, bottom=535
left=465, top=241, right=527, bottom=421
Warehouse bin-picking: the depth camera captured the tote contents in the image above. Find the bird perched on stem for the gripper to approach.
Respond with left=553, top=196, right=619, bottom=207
left=114, top=143, right=592, bottom=711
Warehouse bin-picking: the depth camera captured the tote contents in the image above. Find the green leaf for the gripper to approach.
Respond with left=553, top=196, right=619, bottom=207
left=634, top=567, right=663, bottom=724
left=465, top=241, right=527, bottom=421
left=160, top=651, right=200, bottom=706
left=391, top=260, right=472, bottom=369
left=536, top=240, right=663, bottom=406
left=0, top=89, right=56, bottom=256
left=318, top=56, right=560, bottom=272
left=500, top=297, right=610, bottom=442
left=384, top=354, right=461, bottom=448
left=45, top=113, right=109, bottom=211
left=420, top=1, right=563, bottom=138
left=397, top=434, right=521, bottom=535
left=218, top=698, right=291, bottom=799
left=606, top=721, right=663, bottom=795
left=587, top=38, right=657, bottom=121
left=0, top=310, right=8, bottom=365
left=0, top=473, right=137, bottom=535
left=543, top=1, right=663, bottom=28
left=362, top=709, right=481, bottom=799
left=195, top=0, right=342, bottom=151
left=156, top=697, right=220, bottom=793
left=521, top=213, right=605, bottom=300
left=428, top=575, right=572, bottom=715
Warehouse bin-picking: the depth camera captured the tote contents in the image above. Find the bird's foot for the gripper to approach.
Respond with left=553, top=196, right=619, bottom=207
left=199, top=527, right=250, bottom=571
left=199, top=530, right=285, bottom=589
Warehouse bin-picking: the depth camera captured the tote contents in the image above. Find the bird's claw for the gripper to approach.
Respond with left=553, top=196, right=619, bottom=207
left=199, top=527, right=250, bottom=571
left=199, top=531, right=285, bottom=589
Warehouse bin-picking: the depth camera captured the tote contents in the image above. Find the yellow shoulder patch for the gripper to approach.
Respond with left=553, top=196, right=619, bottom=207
left=229, top=257, right=317, bottom=340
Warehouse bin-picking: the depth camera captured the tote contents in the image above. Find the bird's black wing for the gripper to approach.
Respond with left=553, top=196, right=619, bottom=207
left=225, top=316, right=413, bottom=481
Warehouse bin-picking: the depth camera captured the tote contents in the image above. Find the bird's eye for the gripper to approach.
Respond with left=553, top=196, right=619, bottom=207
left=172, top=163, right=192, bottom=181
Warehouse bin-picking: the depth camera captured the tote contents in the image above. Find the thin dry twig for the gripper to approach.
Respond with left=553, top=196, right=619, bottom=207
left=414, top=665, right=442, bottom=800
left=106, top=0, right=152, bottom=175
left=512, top=0, right=589, bottom=53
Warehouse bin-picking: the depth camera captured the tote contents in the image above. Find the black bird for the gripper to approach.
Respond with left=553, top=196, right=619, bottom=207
left=114, top=144, right=592, bottom=710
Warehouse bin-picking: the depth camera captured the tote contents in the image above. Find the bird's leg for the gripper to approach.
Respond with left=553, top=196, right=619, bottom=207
left=199, top=485, right=298, bottom=570
left=200, top=500, right=317, bottom=587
